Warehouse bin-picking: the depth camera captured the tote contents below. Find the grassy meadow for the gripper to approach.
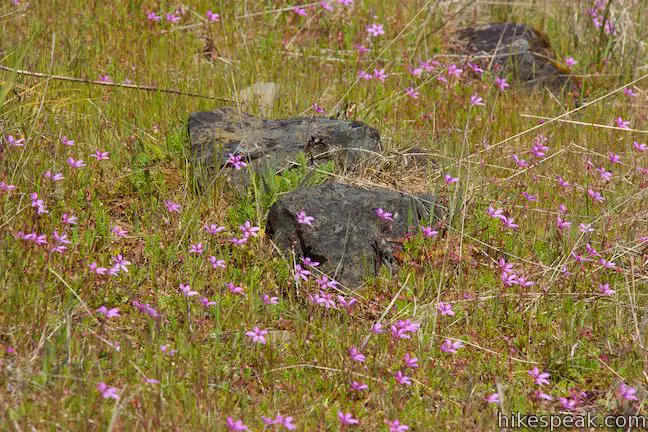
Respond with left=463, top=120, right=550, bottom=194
left=1, top=0, right=647, bottom=430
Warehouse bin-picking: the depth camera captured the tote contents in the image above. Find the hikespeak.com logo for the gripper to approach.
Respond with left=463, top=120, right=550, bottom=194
left=498, top=411, right=648, bottom=430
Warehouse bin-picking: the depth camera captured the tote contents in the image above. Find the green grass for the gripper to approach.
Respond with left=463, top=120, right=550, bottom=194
left=1, top=0, right=647, bottom=430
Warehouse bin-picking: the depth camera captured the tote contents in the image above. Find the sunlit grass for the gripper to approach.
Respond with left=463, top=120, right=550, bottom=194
left=1, top=0, right=646, bottom=430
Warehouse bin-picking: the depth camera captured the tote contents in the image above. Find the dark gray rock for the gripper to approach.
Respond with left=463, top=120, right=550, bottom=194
left=453, top=23, right=573, bottom=89
left=267, top=182, right=444, bottom=287
left=189, top=107, right=381, bottom=187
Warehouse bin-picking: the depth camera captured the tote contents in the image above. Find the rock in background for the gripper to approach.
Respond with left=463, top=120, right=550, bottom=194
left=238, top=82, right=280, bottom=115
left=453, top=23, right=573, bottom=89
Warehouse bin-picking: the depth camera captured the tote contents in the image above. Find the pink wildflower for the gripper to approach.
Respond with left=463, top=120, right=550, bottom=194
left=337, top=412, right=359, bottom=426
left=96, top=382, right=120, bottom=400
left=245, top=326, right=269, bottom=344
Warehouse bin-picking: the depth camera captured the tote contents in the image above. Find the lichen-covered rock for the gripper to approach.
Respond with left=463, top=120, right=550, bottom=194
left=189, top=107, right=381, bottom=188
left=266, top=182, right=444, bottom=287
left=453, top=23, right=572, bottom=88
